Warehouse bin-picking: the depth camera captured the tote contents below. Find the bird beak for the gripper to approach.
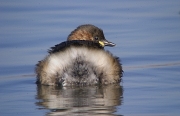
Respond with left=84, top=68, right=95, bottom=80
left=99, top=39, right=116, bottom=47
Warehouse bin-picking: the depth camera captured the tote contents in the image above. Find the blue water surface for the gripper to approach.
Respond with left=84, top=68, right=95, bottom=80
left=0, top=0, right=180, bottom=116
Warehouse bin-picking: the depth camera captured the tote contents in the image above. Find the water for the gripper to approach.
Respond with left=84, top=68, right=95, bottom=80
left=0, top=0, right=180, bottom=115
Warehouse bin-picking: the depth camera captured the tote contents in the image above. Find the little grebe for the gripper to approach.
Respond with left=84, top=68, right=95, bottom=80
left=36, top=24, right=122, bottom=86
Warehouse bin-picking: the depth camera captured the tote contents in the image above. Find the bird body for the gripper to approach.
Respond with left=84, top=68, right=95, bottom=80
left=36, top=24, right=122, bottom=86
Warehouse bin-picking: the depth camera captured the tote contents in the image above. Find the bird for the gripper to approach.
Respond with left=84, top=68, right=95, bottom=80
left=35, top=24, right=122, bottom=86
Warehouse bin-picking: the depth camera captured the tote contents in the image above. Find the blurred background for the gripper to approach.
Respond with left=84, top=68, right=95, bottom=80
left=0, top=0, right=180, bottom=115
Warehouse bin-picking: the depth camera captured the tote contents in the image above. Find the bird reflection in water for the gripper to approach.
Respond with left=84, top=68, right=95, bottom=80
left=36, top=84, right=123, bottom=116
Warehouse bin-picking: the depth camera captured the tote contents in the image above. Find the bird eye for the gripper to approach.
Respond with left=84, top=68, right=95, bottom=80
left=94, top=36, right=99, bottom=40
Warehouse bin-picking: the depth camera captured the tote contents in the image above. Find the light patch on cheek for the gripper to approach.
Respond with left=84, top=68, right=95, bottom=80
left=99, top=41, right=105, bottom=47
